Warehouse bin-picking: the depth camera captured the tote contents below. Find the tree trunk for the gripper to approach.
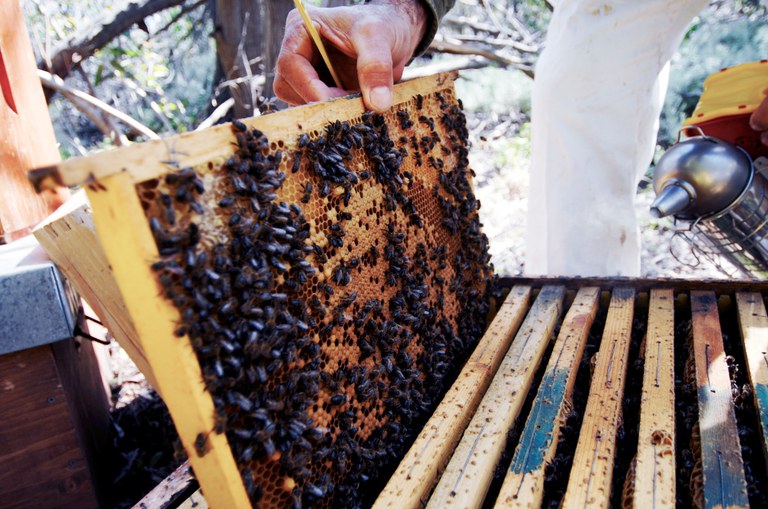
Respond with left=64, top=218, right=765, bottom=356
left=212, top=0, right=263, bottom=118
left=262, top=0, right=293, bottom=98
left=213, top=0, right=354, bottom=116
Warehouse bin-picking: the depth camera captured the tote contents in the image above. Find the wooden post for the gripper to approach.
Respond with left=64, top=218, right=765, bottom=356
left=633, top=289, right=676, bottom=507
left=426, top=286, right=565, bottom=509
left=496, top=287, right=600, bottom=508
left=562, top=287, right=635, bottom=509
left=690, top=291, right=749, bottom=508
left=0, top=0, right=67, bottom=241
left=734, top=292, right=768, bottom=471
left=373, top=285, right=532, bottom=509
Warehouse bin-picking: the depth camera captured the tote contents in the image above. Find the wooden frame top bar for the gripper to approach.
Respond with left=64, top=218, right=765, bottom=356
left=29, top=73, right=458, bottom=190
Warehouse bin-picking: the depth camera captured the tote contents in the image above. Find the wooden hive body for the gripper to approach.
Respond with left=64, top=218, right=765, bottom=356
left=379, top=279, right=768, bottom=509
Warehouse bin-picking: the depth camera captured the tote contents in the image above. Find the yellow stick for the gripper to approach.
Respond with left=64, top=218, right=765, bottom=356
left=293, top=0, right=344, bottom=89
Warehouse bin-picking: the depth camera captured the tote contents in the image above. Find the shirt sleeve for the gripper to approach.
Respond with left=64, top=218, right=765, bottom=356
left=414, top=0, right=455, bottom=56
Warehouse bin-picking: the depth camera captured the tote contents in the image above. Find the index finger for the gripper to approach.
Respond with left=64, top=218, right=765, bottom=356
left=276, top=12, right=348, bottom=103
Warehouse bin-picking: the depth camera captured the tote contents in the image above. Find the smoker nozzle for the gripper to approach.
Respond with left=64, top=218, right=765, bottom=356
left=649, top=184, right=694, bottom=219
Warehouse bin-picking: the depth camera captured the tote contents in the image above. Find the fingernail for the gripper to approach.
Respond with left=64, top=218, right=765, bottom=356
left=369, top=86, right=392, bottom=112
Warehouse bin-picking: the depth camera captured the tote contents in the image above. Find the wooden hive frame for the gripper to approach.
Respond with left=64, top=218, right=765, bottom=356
left=33, top=73, right=498, bottom=508
left=377, top=279, right=768, bottom=509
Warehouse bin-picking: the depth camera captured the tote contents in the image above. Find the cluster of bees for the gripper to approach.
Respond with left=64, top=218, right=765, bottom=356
left=139, top=88, right=494, bottom=508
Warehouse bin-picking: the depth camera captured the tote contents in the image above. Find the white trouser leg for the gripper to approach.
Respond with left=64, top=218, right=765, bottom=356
left=524, top=0, right=710, bottom=277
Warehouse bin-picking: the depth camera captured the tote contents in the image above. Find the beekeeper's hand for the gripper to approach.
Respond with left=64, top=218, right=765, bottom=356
left=751, top=93, right=768, bottom=146
left=273, top=1, right=426, bottom=113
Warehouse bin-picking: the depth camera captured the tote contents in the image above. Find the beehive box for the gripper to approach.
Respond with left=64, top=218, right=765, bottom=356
left=380, top=278, right=768, bottom=509
left=32, top=73, right=496, bottom=508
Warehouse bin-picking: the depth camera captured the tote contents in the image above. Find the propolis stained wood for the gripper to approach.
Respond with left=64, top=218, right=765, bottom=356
left=385, top=280, right=768, bottom=509
left=632, top=289, right=676, bottom=508
left=690, top=292, right=749, bottom=507
left=497, top=286, right=600, bottom=508
left=426, top=285, right=565, bottom=508
left=561, top=287, right=635, bottom=509
left=372, top=285, right=532, bottom=509
left=734, top=292, right=768, bottom=466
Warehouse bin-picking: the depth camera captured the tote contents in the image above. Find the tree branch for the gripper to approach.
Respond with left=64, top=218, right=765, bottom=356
left=39, top=0, right=187, bottom=88
left=442, top=15, right=540, bottom=52
left=38, top=70, right=161, bottom=140
left=428, top=37, right=534, bottom=75
left=196, top=97, right=235, bottom=130
left=479, top=0, right=519, bottom=40
left=154, top=0, right=207, bottom=37
left=76, top=67, right=129, bottom=146
left=443, top=15, right=505, bottom=36
left=452, top=33, right=540, bottom=55
left=65, top=92, right=129, bottom=147
left=402, top=57, right=489, bottom=80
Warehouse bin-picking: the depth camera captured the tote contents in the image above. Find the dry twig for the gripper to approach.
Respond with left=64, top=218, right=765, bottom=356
left=38, top=70, right=160, bottom=141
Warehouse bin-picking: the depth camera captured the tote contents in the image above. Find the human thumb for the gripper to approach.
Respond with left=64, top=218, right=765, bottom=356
left=353, top=31, right=395, bottom=113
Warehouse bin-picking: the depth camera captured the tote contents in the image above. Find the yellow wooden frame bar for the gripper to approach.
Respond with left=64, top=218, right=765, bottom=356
left=45, top=73, right=461, bottom=509
left=35, top=73, right=457, bottom=190
left=86, top=173, right=251, bottom=509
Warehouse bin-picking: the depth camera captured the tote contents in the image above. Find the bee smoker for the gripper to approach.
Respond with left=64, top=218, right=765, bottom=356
left=650, top=127, right=768, bottom=277
left=650, top=61, right=768, bottom=277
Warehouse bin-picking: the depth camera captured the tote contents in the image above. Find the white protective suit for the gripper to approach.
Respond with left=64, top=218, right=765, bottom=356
left=525, top=0, right=710, bottom=276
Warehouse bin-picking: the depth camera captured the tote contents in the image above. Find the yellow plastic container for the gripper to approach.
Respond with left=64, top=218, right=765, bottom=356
left=682, top=60, right=768, bottom=159
left=684, top=60, right=768, bottom=125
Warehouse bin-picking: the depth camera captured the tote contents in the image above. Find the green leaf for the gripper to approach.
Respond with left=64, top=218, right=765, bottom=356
left=94, top=65, right=105, bottom=86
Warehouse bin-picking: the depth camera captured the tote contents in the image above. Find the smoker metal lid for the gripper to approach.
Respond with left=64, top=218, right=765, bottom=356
left=0, top=236, right=76, bottom=355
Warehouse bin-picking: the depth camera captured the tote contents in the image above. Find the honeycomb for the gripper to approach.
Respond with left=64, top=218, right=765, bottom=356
left=136, top=87, right=494, bottom=508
